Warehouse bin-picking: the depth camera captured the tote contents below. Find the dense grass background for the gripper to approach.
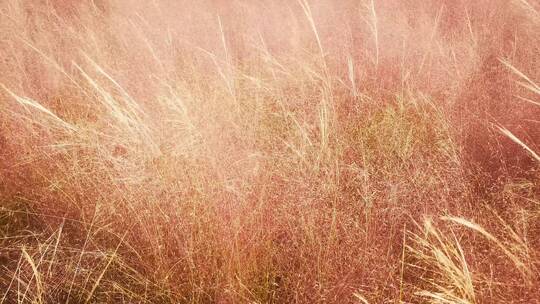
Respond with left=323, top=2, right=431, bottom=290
left=0, top=0, right=539, bottom=303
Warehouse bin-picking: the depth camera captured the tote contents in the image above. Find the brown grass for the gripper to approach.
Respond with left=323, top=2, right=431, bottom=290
left=0, top=0, right=539, bottom=303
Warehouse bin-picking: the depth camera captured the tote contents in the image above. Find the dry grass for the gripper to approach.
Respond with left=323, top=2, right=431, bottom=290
left=0, top=0, right=539, bottom=303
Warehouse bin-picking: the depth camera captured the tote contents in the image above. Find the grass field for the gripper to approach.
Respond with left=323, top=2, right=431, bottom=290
left=0, top=0, right=539, bottom=303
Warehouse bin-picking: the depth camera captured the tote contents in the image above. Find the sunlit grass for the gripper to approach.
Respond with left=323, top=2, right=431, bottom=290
left=0, top=0, right=539, bottom=303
